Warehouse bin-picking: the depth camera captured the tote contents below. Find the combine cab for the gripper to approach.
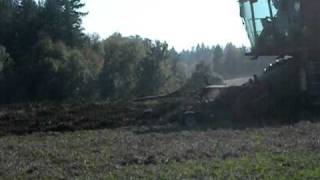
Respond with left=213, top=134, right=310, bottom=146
left=239, top=0, right=320, bottom=56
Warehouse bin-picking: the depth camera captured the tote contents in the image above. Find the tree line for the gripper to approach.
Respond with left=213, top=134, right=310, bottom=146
left=0, top=0, right=273, bottom=104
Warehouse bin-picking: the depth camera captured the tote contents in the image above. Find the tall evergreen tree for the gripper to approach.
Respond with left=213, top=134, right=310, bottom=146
left=61, top=0, right=87, bottom=46
left=13, top=0, right=39, bottom=59
left=0, top=0, right=17, bottom=54
left=41, top=0, right=87, bottom=47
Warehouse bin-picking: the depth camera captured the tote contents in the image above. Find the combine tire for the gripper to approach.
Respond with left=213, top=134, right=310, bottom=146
left=183, top=111, right=197, bottom=128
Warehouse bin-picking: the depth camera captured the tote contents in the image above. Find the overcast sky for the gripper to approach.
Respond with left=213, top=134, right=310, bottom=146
left=82, top=0, right=250, bottom=51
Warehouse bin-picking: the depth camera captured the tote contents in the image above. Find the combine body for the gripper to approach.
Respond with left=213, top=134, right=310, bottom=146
left=185, top=0, right=320, bottom=125
left=237, top=0, right=320, bottom=107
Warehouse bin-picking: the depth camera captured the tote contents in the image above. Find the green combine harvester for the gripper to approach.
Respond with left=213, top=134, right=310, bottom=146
left=202, top=0, right=320, bottom=123
left=237, top=0, right=320, bottom=119
left=238, top=0, right=320, bottom=104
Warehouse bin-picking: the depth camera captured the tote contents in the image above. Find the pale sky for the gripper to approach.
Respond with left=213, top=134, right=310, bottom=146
left=82, top=0, right=250, bottom=51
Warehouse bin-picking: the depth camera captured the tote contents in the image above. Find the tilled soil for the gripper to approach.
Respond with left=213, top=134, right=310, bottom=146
left=0, top=102, right=176, bottom=136
left=0, top=102, right=319, bottom=178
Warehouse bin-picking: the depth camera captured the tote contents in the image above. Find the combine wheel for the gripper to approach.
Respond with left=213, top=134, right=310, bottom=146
left=183, top=111, right=197, bottom=128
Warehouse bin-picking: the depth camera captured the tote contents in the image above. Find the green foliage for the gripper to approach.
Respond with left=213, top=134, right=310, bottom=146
left=0, top=0, right=86, bottom=59
left=135, top=40, right=169, bottom=96
left=0, top=45, right=10, bottom=100
left=106, top=152, right=320, bottom=179
left=41, top=0, right=87, bottom=46
left=31, top=38, right=98, bottom=100
left=180, top=43, right=273, bottom=80
left=2, top=37, right=99, bottom=102
left=0, top=0, right=102, bottom=103
left=99, top=34, right=145, bottom=100
left=213, top=45, right=223, bottom=61
left=0, top=45, right=10, bottom=72
left=167, top=48, right=188, bottom=86
left=99, top=34, right=175, bottom=100
left=0, top=0, right=273, bottom=104
left=183, top=61, right=223, bottom=94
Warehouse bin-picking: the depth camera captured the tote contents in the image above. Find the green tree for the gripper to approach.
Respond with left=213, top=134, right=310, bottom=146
left=13, top=0, right=40, bottom=58
left=0, top=45, right=8, bottom=101
left=212, top=45, right=223, bottom=74
left=166, top=48, right=187, bottom=89
left=99, top=34, right=146, bottom=100
left=0, top=0, right=17, bottom=56
left=182, top=61, right=223, bottom=95
left=61, top=0, right=87, bottom=46
left=0, top=0, right=106, bottom=103
left=41, top=0, right=87, bottom=47
left=0, top=45, right=10, bottom=72
left=135, top=40, right=169, bottom=96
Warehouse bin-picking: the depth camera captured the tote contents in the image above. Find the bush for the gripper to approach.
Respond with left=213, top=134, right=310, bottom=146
left=182, top=61, right=223, bottom=94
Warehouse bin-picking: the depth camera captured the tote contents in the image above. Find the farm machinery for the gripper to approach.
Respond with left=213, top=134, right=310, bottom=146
left=194, top=0, right=320, bottom=125
left=136, top=0, right=320, bottom=126
left=239, top=0, right=320, bottom=103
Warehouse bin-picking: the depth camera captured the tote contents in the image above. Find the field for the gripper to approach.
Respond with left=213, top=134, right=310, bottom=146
left=0, top=102, right=320, bottom=179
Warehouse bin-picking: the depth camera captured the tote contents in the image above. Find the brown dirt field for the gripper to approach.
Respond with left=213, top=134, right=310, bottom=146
left=0, top=102, right=319, bottom=179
